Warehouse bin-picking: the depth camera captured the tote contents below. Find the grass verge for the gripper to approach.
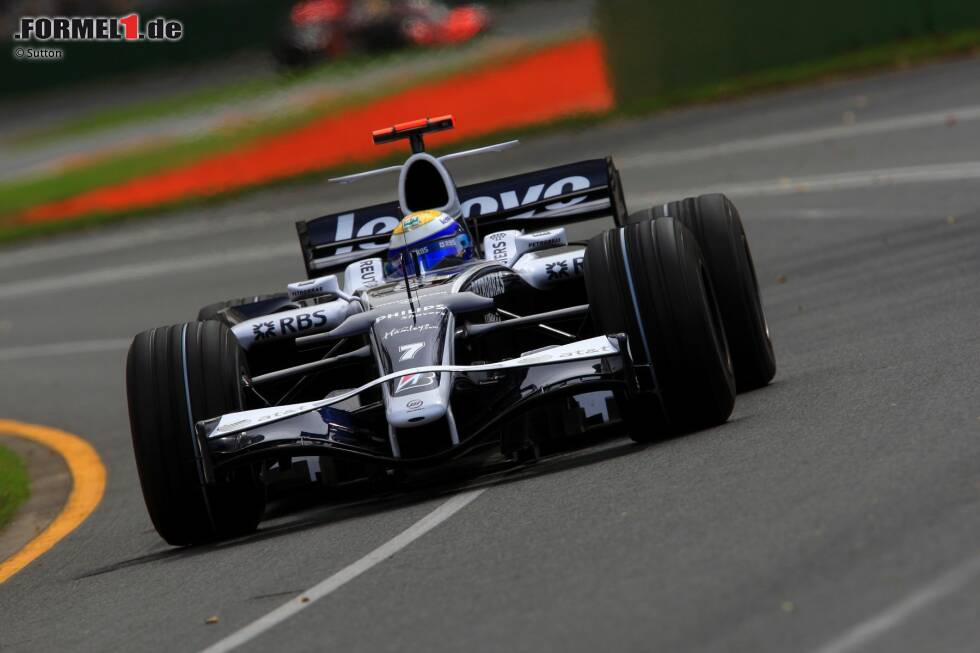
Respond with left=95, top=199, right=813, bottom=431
left=0, top=443, right=30, bottom=532
left=8, top=34, right=543, bottom=149
left=0, top=101, right=335, bottom=219
left=9, top=45, right=469, bottom=147
left=0, top=34, right=578, bottom=224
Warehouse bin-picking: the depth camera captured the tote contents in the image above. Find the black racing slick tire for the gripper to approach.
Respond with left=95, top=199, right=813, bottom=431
left=197, top=293, right=291, bottom=323
left=585, top=217, right=736, bottom=440
left=628, top=194, right=776, bottom=390
left=126, top=321, right=265, bottom=545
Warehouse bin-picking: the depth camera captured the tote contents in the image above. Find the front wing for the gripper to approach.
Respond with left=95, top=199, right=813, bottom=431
left=197, top=336, right=622, bottom=474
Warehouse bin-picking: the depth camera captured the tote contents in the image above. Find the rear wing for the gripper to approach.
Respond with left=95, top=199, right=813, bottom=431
left=296, top=157, right=628, bottom=277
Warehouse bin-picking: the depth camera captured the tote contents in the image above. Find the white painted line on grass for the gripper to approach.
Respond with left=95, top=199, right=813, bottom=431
left=0, top=338, right=130, bottom=361
left=619, top=104, right=980, bottom=169
left=812, top=551, right=980, bottom=653
left=633, top=160, right=980, bottom=205
left=199, top=488, right=486, bottom=653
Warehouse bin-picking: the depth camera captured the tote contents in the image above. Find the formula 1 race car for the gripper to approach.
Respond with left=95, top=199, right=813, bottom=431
left=126, top=115, right=775, bottom=545
left=275, top=0, right=489, bottom=68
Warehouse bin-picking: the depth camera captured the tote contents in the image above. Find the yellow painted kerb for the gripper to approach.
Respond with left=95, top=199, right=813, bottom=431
left=0, top=419, right=106, bottom=583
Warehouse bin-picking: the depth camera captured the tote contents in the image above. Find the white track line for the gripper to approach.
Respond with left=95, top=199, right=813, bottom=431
left=633, top=160, right=980, bottom=205
left=0, top=338, right=129, bottom=361
left=619, top=104, right=980, bottom=169
left=0, top=242, right=296, bottom=302
left=741, top=208, right=928, bottom=219
left=199, top=488, right=485, bottom=653
left=812, top=551, right=980, bottom=653
left=0, top=200, right=331, bottom=272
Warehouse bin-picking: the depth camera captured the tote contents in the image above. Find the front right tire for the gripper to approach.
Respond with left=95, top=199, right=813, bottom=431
left=585, top=217, right=735, bottom=441
left=628, top=194, right=775, bottom=390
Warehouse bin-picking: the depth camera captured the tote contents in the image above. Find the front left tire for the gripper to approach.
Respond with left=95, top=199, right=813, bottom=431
left=126, top=321, right=265, bottom=545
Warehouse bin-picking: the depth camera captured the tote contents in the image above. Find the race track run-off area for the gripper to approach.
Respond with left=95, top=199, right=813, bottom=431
left=16, top=37, right=612, bottom=226
left=1, top=55, right=980, bottom=653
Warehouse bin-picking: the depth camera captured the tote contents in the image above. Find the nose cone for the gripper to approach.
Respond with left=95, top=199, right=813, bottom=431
left=385, top=378, right=450, bottom=427
left=372, top=301, right=453, bottom=429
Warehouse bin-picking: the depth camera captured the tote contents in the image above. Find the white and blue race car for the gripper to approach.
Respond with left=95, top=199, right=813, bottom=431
left=126, top=115, right=775, bottom=545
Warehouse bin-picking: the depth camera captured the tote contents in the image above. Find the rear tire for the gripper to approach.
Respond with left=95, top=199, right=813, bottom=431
left=628, top=194, right=775, bottom=390
left=585, top=218, right=735, bottom=441
left=126, top=321, right=265, bottom=545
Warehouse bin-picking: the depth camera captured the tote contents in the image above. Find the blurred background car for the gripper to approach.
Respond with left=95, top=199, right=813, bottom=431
left=275, top=0, right=489, bottom=68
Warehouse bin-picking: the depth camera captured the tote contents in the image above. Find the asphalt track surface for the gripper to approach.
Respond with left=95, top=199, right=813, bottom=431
left=2, top=56, right=980, bottom=652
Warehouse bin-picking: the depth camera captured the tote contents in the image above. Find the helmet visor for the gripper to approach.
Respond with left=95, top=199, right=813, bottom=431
left=386, top=232, right=472, bottom=278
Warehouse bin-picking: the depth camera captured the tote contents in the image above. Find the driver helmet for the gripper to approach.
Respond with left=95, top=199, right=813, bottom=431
left=385, top=209, right=474, bottom=277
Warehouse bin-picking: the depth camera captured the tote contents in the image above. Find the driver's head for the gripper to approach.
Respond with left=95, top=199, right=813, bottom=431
left=385, top=210, right=473, bottom=277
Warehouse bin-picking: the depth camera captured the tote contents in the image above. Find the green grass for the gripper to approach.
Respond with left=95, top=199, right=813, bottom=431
left=0, top=443, right=29, bottom=532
